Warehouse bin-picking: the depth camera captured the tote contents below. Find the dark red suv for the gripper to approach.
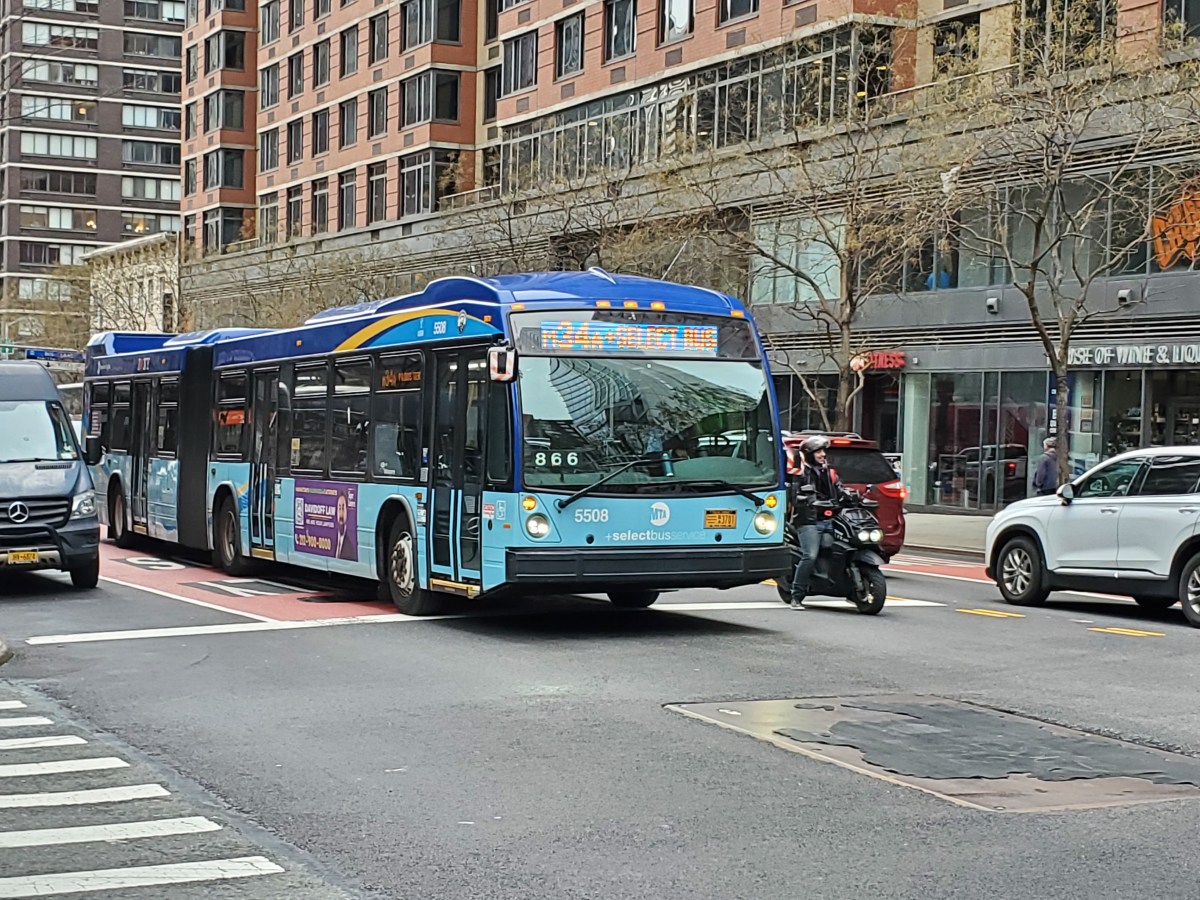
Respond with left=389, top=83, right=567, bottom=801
left=783, top=431, right=907, bottom=560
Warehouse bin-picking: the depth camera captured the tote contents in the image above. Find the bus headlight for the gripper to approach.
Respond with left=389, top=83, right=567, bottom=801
left=71, top=489, right=96, bottom=519
left=753, top=511, right=776, bottom=535
left=525, top=514, right=551, bottom=538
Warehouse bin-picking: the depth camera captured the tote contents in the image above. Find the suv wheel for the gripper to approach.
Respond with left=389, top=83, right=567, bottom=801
left=1178, top=552, right=1200, bottom=627
left=996, top=536, right=1049, bottom=606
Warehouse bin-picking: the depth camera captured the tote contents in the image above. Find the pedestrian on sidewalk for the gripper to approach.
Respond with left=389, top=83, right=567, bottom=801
left=1032, top=437, right=1058, bottom=496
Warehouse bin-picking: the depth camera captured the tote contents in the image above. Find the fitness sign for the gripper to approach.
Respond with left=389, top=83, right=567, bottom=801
left=1067, top=342, right=1200, bottom=367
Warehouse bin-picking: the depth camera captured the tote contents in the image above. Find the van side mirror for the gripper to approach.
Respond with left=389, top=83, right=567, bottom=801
left=84, top=436, right=103, bottom=466
left=1057, top=483, right=1074, bottom=504
left=488, top=346, right=517, bottom=382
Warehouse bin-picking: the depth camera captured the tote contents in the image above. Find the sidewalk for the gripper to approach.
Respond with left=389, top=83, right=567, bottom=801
left=903, top=512, right=990, bottom=558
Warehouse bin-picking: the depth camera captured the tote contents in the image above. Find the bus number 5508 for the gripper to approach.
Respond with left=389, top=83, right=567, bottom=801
left=574, top=508, right=609, bottom=523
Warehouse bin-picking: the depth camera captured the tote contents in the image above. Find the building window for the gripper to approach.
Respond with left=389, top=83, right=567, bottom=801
left=338, top=171, right=356, bottom=229
left=287, top=52, right=304, bottom=98
left=261, top=0, right=280, bottom=43
left=26, top=61, right=100, bottom=88
left=483, top=66, right=500, bottom=122
left=27, top=0, right=99, bottom=10
left=400, top=149, right=456, bottom=216
left=260, top=64, right=280, bottom=108
left=340, top=26, right=359, bottom=76
left=286, top=186, right=303, bottom=236
left=124, top=31, right=182, bottom=58
left=203, top=89, right=244, bottom=131
left=604, top=0, right=635, bottom=59
left=313, top=39, right=330, bottom=87
left=184, top=158, right=196, bottom=193
left=202, top=209, right=242, bottom=250
left=555, top=13, right=583, bottom=78
left=20, top=171, right=96, bottom=195
left=126, top=0, right=186, bottom=21
left=290, top=0, right=304, bottom=31
left=121, top=104, right=180, bottom=129
left=204, top=31, right=245, bottom=72
left=203, top=148, right=245, bottom=188
left=367, top=162, right=387, bottom=224
left=121, top=176, right=180, bottom=202
left=19, top=206, right=97, bottom=230
left=401, top=70, right=458, bottom=125
left=1165, top=0, right=1200, bottom=39
left=659, top=0, right=691, bottom=42
left=20, top=243, right=89, bottom=267
left=123, top=67, right=180, bottom=93
left=312, top=108, right=330, bottom=154
left=124, top=211, right=182, bottom=235
left=401, top=0, right=459, bottom=49
left=259, top=128, right=279, bottom=171
left=23, top=24, right=99, bottom=50
left=22, top=96, right=98, bottom=123
left=123, top=140, right=180, bottom=166
left=312, top=178, right=329, bottom=233
left=502, top=31, right=537, bottom=94
left=205, top=0, right=247, bottom=14
left=315, top=0, right=330, bottom=17
left=339, top=98, right=358, bottom=148
left=368, top=87, right=388, bottom=137
left=717, top=0, right=754, bottom=22
left=258, top=192, right=279, bottom=244
left=933, top=14, right=979, bottom=77
left=485, top=0, right=498, bottom=41
left=287, top=118, right=304, bottom=162
left=22, top=132, right=98, bottom=160
left=369, top=13, right=389, bottom=63
left=185, top=46, right=197, bottom=81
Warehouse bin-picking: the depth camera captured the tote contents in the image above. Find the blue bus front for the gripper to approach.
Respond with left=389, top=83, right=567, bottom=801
left=494, top=307, right=787, bottom=600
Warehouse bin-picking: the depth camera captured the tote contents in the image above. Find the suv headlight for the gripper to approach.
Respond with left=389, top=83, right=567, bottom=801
left=753, top=511, right=777, bottom=535
left=71, top=489, right=96, bottom=519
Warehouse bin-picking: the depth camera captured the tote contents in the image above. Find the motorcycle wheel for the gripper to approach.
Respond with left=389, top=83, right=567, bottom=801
left=775, top=568, right=793, bottom=603
left=850, top=565, right=886, bottom=615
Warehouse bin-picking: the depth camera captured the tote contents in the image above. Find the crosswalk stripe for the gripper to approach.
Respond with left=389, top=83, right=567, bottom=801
left=0, top=737, right=87, bottom=752
left=0, top=856, right=284, bottom=897
left=0, top=758, right=128, bottom=779
left=0, top=702, right=27, bottom=711
left=0, top=816, right=221, bottom=849
left=0, top=784, right=170, bottom=809
left=0, top=718, right=53, bottom=729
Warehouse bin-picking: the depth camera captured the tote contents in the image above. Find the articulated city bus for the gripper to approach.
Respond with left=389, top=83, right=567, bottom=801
left=82, top=270, right=787, bottom=614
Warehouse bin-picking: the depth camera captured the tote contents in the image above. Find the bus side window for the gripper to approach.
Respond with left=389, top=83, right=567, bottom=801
left=214, top=372, right=248, bottom=459
left=157, top=379, right=179, bottom=457
left=330, top=358, right=371, bottom=476
left=87, top=382, right=111, bottom=447
left=291, top=363, right=329, bottom=473
left=372, top=353, right=421, bottom=480
left=110, top=381, right=132, bottom=451
left=486, top=381, right=512, bottom=485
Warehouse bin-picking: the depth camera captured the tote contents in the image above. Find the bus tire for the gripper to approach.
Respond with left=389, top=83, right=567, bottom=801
left=109, top=487, right=135, bottom=549
left=215, top=495, right=253, bottom=576
left=608, top=590, right=659, bottom=608
left=386, top=518, right=440, bottom=616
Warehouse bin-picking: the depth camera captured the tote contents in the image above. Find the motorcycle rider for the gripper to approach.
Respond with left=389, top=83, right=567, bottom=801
left=786, top=435, right=852, bottom=610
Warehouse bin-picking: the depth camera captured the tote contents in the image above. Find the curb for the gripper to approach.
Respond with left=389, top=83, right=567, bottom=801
left=0, top=639, right=11, bottom=668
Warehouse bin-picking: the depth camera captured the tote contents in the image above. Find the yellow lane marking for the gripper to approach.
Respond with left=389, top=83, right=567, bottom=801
left=762, top=579, right=776, bottom=586
left=1088, top=626, right=1164, bottom=637
left=958, top=608, right=1026, bottom=618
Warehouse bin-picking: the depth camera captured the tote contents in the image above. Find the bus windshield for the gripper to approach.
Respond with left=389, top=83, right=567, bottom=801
left=0, top=401, right=79, bottom=463
left=517, top=356, right=778, bottom=491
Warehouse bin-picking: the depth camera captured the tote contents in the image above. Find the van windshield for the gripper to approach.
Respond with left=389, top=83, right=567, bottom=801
left=0, top=401, right=78, bottom=463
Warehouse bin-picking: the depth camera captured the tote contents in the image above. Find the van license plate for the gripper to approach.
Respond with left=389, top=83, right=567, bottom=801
left=704, top=510, right=737, bottom=529
left=8, top=551, right=38, bottom=564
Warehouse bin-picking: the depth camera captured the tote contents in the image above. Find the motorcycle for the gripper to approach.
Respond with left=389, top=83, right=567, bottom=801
left=775, top=486, right=888, bottom=615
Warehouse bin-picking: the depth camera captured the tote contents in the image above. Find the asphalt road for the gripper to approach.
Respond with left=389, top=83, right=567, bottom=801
left=2, top=544, right=1200, bottom=900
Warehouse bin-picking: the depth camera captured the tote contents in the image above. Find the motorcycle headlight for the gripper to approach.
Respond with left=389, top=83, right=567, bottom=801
left=753, top=511, right=776, bottom=535
left=525, top=513, right=551, bottom=538
left=869, top=529, right=883, bottom=543
left=71, top=489, right=97, bottom=519
left=857, top=530, right=871, bottom=542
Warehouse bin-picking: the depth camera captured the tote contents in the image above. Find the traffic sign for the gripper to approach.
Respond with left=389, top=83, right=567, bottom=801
left=0, top=344, right=13, bottom=357
left=25, top=347, right=84, bottom=363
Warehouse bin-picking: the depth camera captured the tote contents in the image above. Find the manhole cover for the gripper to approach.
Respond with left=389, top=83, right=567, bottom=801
left=667, top=695, right=1200, bottom=812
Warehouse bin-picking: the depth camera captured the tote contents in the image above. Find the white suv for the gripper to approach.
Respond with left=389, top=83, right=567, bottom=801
left=985, top=447, right=1200, bottom=627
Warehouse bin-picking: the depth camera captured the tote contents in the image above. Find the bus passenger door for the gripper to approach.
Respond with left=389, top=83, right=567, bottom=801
left=249, top=370, right=278, bottom=558
left=130, top=381, right=152, bottom=533
left=429, top=347, right=487, bottom=592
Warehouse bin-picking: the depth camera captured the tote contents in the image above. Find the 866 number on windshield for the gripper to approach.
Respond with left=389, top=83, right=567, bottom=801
left=533, top=452, right=579, bottom=467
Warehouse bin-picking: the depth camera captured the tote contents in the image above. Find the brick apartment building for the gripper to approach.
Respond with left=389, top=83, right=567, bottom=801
left=0, top=0, right=183, bottom=342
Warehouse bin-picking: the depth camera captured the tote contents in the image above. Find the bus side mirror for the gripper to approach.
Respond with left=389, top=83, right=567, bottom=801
left=84, top=436, right=103, bottom=466
left=489, top=346, right=516, bottom=382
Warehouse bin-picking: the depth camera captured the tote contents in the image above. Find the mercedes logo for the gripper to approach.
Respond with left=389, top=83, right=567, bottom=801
left=7, top=502, right=29, bottom=524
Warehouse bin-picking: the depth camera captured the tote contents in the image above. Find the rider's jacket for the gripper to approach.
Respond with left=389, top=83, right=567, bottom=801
left=786, top=463, right=846, bottom=528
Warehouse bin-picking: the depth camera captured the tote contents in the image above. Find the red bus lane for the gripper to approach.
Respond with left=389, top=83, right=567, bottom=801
left=100, top=544, right=395, bottom=623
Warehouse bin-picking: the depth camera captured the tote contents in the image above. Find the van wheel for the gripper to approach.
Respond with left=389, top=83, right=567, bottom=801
left=996, top=536, right=1049, bottom=606
left=215, top=496, right=253, bottom=576
left=608, top=590, right=659, bottom=608
left=1178, top=553, right=1200, bottom=627
left=386, top=518, right=440, bottom=616
left=69, top=556, right=100, bottom=590
left=109, top=489, right=134, bottom=549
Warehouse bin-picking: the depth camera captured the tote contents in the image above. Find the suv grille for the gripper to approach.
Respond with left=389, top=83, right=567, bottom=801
left=0, top=498, right=70, bottom=528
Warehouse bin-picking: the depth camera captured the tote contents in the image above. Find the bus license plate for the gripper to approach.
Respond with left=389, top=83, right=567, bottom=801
left=704, top=510, right=737, bottom=529
left=7, top=551, right=38, bottom=565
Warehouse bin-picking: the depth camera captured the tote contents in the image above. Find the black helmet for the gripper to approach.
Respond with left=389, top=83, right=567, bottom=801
left=800, top=435, right=830, bottom=464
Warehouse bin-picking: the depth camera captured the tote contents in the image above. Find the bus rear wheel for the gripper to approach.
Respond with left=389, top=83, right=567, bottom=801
left=215, top=495, right=253, bottom=576
left=608, top=590, right=659, bottom=609
left=109, top=489, right=134, bottom=549
left=386, top=519, right=441, bottom=616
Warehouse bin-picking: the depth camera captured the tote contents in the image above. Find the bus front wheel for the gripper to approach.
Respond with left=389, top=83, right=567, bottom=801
left=215, top=495, right=253, bottom=576
left=608, top=590, right=659, bottom=609
left=386, top=519, right=441, bottom=616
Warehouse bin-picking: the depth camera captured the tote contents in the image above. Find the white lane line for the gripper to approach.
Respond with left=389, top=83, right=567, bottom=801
left=0, top=718, right=53, bottom=729
left=99, top=576, right=276, bottom=623
left=0, top=784, right=169, bottom=808
left=0, top=816, right=220, bottom=849
left=800, top=598, right=944, bottom=609
left=0, top=856, right=284, bottom=897
left=0, top=736, right=86, bottom=752
left=0, top=702, right=27, bottom=711
left=0, top=758, right=128, bottom=779
left=884, top=566, right=1138, bottom=603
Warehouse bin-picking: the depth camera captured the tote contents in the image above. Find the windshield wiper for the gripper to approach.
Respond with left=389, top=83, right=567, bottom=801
left=555, top=454, right=678, bottom=511
left=675, top=479, right=766, bottom=506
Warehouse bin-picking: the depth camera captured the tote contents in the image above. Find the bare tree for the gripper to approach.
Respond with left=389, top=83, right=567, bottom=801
left=936, top=0, right=1200, bottom=485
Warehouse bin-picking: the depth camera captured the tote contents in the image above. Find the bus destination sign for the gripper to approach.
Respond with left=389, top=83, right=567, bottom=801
left=540, top=321, right=720, bottom=356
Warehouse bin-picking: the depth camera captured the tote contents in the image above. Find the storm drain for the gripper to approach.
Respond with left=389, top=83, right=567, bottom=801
left=667, top=695, right=1200, bottom=812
